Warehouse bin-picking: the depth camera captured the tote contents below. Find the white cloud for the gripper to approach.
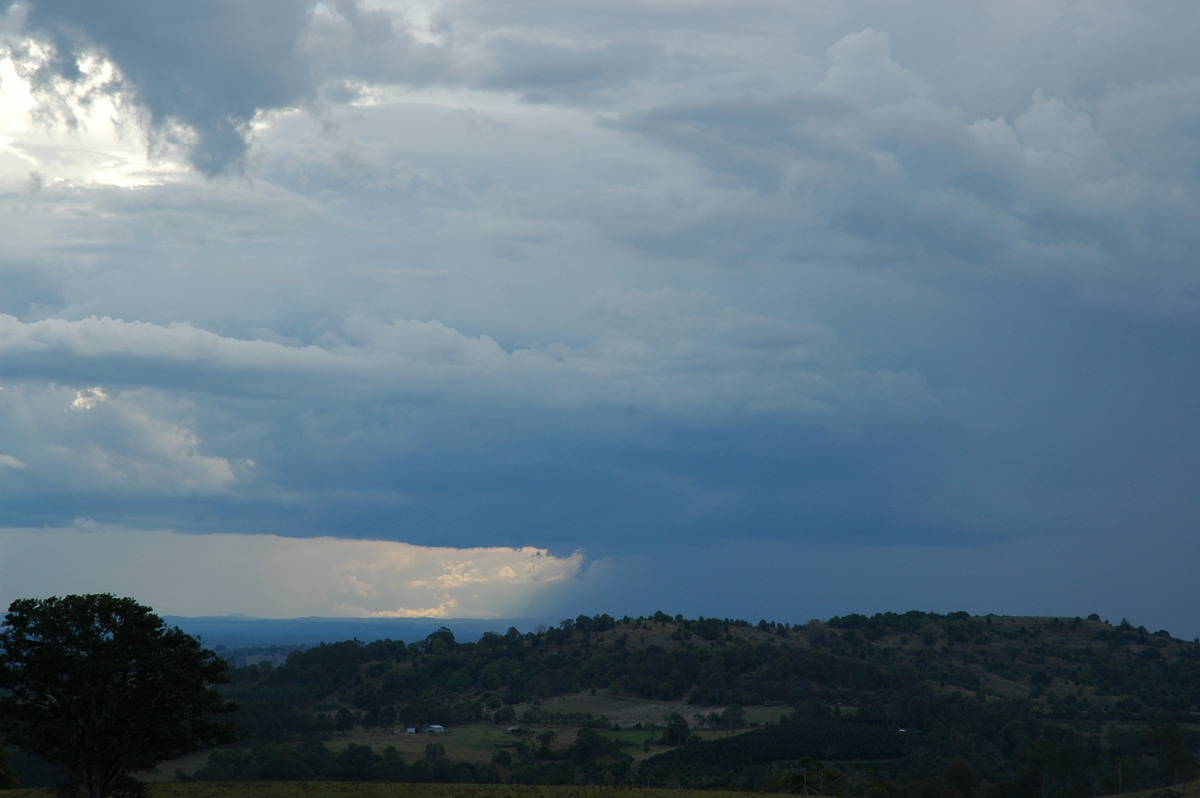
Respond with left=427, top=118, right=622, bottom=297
left=819, top=29, right=923, bottom=105
left=0, top=525, right=586, bottom=619
left=69, top=385, right=107, bottom=410
left=0, top=306, right=916, bottom=423
left=0, top=382, right=235, bottom=498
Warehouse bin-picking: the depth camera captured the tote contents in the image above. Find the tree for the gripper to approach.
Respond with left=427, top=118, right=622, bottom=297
left=335, top=707, right=357, bottom=732
left=661, top=712, right=690, bottom=745
left=420, top=626, right=456, bottom=653
left=0, top=594, right=238, bottom=798
left=536, top=729, right=558, bottom=758
left=719, top=704, right=746, bottom=729
left=0, top=745, right=19, bottom=789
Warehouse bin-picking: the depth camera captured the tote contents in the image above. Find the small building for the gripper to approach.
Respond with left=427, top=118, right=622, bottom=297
left=427, top=724, right=445, bottom=733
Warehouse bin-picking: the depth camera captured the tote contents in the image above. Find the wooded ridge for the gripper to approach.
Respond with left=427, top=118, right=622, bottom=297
left=11, top=609, right=1200, bottom=797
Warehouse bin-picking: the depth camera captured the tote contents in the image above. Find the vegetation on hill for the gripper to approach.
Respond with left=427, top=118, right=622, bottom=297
left=0, top=595, right=237, bottom=798
left=8, top=609, right=1200, bottom=797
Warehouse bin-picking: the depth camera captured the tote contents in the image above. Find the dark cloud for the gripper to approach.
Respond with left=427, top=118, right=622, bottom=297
left=614, top=32, right=1200, bottom=318
left=0, top=262, right=63, bottom=319
left=3, top=1, right=1200, bottom=633
left=6, top=0, right=357, bottom=174
left=478, top=37, right=662, bottom=102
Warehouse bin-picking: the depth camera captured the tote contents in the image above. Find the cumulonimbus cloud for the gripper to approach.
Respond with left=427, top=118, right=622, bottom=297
left=0, top=525, right=587, bottom=618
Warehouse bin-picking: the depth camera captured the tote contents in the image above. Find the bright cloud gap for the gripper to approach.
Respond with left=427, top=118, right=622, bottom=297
left=0, top=526, right=585, bottom=620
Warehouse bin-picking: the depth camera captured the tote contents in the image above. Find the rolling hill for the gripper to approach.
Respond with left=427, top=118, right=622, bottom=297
left=11, top=610, right=1200, bottom=796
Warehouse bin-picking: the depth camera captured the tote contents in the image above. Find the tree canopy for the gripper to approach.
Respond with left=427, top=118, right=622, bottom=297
left=0, top=594, right=237, bottom=798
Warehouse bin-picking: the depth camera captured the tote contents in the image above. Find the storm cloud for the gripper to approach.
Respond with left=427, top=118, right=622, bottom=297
left=1, top=1, right=1199, bottom=634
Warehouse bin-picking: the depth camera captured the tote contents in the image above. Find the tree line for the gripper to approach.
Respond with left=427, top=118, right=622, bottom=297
left=5, top=599, right=1200, bottom=797
left=211, top=609, right=1200, bottom=795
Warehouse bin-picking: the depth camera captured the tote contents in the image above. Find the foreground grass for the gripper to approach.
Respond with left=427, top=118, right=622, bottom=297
left=1, top=784, right=766, bottom=798
left=1094, top=781, right=1200, bottom=798
left=7, top=781, right=1200, bottom=798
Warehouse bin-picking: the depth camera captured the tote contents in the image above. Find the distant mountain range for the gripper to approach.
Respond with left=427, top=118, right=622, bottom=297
left=164, top=614, right=555, bottom=649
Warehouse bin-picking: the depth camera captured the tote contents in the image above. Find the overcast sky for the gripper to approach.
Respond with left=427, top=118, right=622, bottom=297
left=1, top=0, right=1198, bottom=636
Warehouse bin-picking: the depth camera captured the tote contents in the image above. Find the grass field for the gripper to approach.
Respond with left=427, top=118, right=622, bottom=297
left=278, top=723, right=663, bottom=763
left=278, top=718, right=764, bottom=764
left=1, top=784, right=766, bottom=798
left=1093, top=781, right=1197, bottom=798
left=141, top=701, right=784, bottom=782
left=7, top=781, right=1198, bottom=798
left=5, top=782, right=1200, bottom=798
left=118, top=687, right=792, bottom=783
left=329, top=724, right=521, bottom=762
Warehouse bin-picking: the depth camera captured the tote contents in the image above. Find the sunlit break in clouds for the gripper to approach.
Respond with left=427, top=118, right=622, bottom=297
left=0, top=525, right=585, bottom=619
left=1, top=1, right=1199, bottom=634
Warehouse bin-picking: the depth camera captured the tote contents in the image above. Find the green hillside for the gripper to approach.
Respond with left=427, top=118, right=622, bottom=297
left=9, top=610, right=1200, bottom=797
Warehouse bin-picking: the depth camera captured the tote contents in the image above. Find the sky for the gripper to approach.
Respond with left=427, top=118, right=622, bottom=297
left=1, top=1, right=1199, bottom=636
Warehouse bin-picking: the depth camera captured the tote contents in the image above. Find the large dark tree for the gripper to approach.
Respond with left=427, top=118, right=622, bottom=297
left=0, top=744, right=19, bottom=789
left=0, top=594, right=237, bottom=798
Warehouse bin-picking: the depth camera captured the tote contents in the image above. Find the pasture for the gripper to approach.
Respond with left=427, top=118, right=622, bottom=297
left=1, top=784, right=764, bottom=798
